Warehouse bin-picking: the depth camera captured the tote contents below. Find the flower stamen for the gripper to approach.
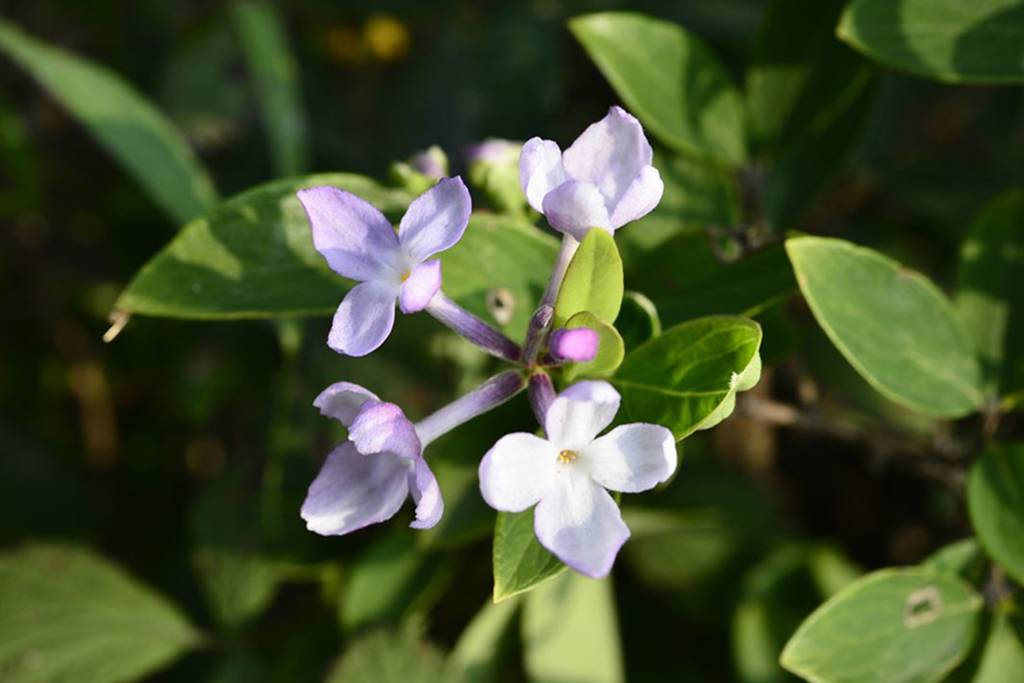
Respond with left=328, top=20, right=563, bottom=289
left=557, top=449, right=578, bottom=464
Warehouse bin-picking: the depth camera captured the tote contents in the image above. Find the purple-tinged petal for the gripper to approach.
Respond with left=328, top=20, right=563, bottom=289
left=609, top=165, right=664, bottom=229
left=409, top=458, right=443, bottom=529
left=545, top=380, right=621, bottom=451
left=410, top=146, right=448, bottom=179
left=328, top=281, right=397, bottom=357
left=300, top=442, right=409, bottom=536
left=397, top=177, right=471, bottom=262
left=313, top=382, right=378, bottom=426
left=550, top=327, right=599, bottom=363
left=541, top=180, right=612, bottom=240
left=348, top=401, right=422, bottom=461
left=583, top=423, right=676, bottom=493
left=298, top=187, right=400, bottom=281
left=519, top=137, right=567, bottom=213
left=398, top=259, right=441, bottom=314
left=466, top=138, right=520, bottom=165
left=533, top=473, right=629, bottom=578
left=479, top=433, right=557, bottom=512
left=562, top=106, right=653, bottom=206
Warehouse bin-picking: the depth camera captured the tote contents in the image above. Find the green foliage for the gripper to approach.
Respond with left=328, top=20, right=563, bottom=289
left=326, top=627, right=452, bottom=683
left=838, top=0, right=1024, bottom=84
left=613, top=316, right=762, bottom=439
left=570, top=12, right=746, bottom=165
left=232, top=0, right=307, bottom=177
left=967, top=442, right=1024, bottom=585
left=554, top=228, right=623, bottom=327
left=193, top=548, right=280, bottom=628
left=615, top=291, right=661, bottom=351
left=0, top=544, right=198, bottom=682
left=0, top=19, right=218, bottom=225
left=492, top=507, right=566, bottom=603
left=781, top=568, right=983, bottom=683
left=340, top=534, right=453, bottom=631
left=955, top=191, right=1024, bottom=400
left=562, top=311, right=625, bottom=381
left=448, top=598, right=520, bottom=683
left=787, top=236, right=985, bottom=417
left=522, top=572, right=624, bottom=683
left=953, top=608, right=1024, bottom=683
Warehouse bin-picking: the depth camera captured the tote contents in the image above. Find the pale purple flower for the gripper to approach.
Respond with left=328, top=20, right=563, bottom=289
left=465, top=138, right=520, bottom=166
left=519, top=106, right=663, bottom=240
left=409, top=146, right=448, bottom=179
left=549, top=327, right=599, bottom=363
left=301, top=382, right=442, bottom=535
left=297, top=177, right=471, bottom=356
left=479, top=381, right=677, bottom=578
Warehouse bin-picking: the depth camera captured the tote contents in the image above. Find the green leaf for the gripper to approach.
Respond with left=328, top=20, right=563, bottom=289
left=192, top=547, right=280, bottom=628
left=569, top=12, right=746, bottom=165
left=554, top=228, right=623, bottom=327
left=955, top=190, right=1024, bottom=399
left=448, top=598, right=521, bottom=683
left=0, top=19, right=217, bottom=225
left=787, top=236, right=985, bottom=418
left=340, top=534, right=453, bottom=631
left=0, top=543, right=198, bottom=683
left=747, top=0, right=872, bottom=155
left=562, top=311, right=625, bottom=381
left=326, top=627, right=451, bottom=683
left=522, top=572, right=624, bottom=683
left=922, top=539, right=985, bottom=582
left=612, top=316, right=762, bottom=439
left=116, top=173, right=406, bottom=318
left=956, top=609, right=1024, bottom=683
left=492, top=508, right=566, bottom=603
left=615, top=291, right=661, bottom=351
left=232, top=0, right=308, bottom=176
left=781, top=568, right=983, bottom=683
left=838, top=0, right=1024, bottom=84
left=967, top=442, right=1024, bottom=585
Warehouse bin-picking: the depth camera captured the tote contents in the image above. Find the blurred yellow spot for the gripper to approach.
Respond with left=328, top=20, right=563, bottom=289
left=558, top=449, right=578, bottom=464
left=401, top=269, right=411, bottom=283
left=364, top=14, right=410, bottom=62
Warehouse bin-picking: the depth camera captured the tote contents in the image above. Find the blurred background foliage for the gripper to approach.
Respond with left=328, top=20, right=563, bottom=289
left=1, top=0, right=1022, bottom=681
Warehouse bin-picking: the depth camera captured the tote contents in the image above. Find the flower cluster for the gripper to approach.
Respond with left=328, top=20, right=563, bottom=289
left=298, top=106, right=674, bottom=578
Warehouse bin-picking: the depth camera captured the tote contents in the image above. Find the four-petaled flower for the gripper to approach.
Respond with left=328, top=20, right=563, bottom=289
left=301, top=382, right=442, bottom=535
left=479, top=380, right=676, bottom=578
left=519, top=106, right=663, bottom=240
left=298, top=177, right=471, bottom=357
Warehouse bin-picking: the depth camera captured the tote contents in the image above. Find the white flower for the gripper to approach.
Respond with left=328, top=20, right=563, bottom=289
left=478, top=381, right=677, bottom=577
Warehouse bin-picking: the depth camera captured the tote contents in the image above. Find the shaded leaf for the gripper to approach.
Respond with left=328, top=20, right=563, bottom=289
left=967, top=442, right=1024, bottom=585
left=492, top=508, right=566, bottom=603
left=570, top=12, right=746, bottom=165
left=326, top=627, right=451, bottom=683
left=0, top=18, right=217, bottom=225
left=0, top=543, right=198, bottom=683
left=448, top=598, right=521, bottom=683
left=838, top=0, right=1024, bottom=84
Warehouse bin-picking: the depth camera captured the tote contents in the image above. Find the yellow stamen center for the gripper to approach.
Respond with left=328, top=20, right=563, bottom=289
left=558, top=449, right=578, bottom=464
left=400, top=269, right=412, bottom=283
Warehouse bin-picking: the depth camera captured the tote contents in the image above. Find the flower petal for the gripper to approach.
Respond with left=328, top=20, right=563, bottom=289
left=534, top=473, right=629, bottom=578
left=297, top=186, right=400, bottom=281
left=348, top=401, right=422, bottom=461
left=519, top=137, right=567, bottom=213
left=545, top=380, right=621, bottom=451
left=583, top=423, right=677, bottom=493
left=312, top=382, right=378, bottom=426
left=540, top=180, right=612, bottom=240
left=398, top=259, right=441, bottom=314
left=408, top=458, right=444, bottom=529
left=562, top=106, right=653, bottom=207
left=397, top=177, right=471, bottom=262
left=300, top=442, right=410, bottom=536
left=609, top=165, right=664, bottom=230
left=479, top=433, right=557, bottom=512
left=549, top=327, right=599, bottom=363
left=328, top=281, right=397, bottom=356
